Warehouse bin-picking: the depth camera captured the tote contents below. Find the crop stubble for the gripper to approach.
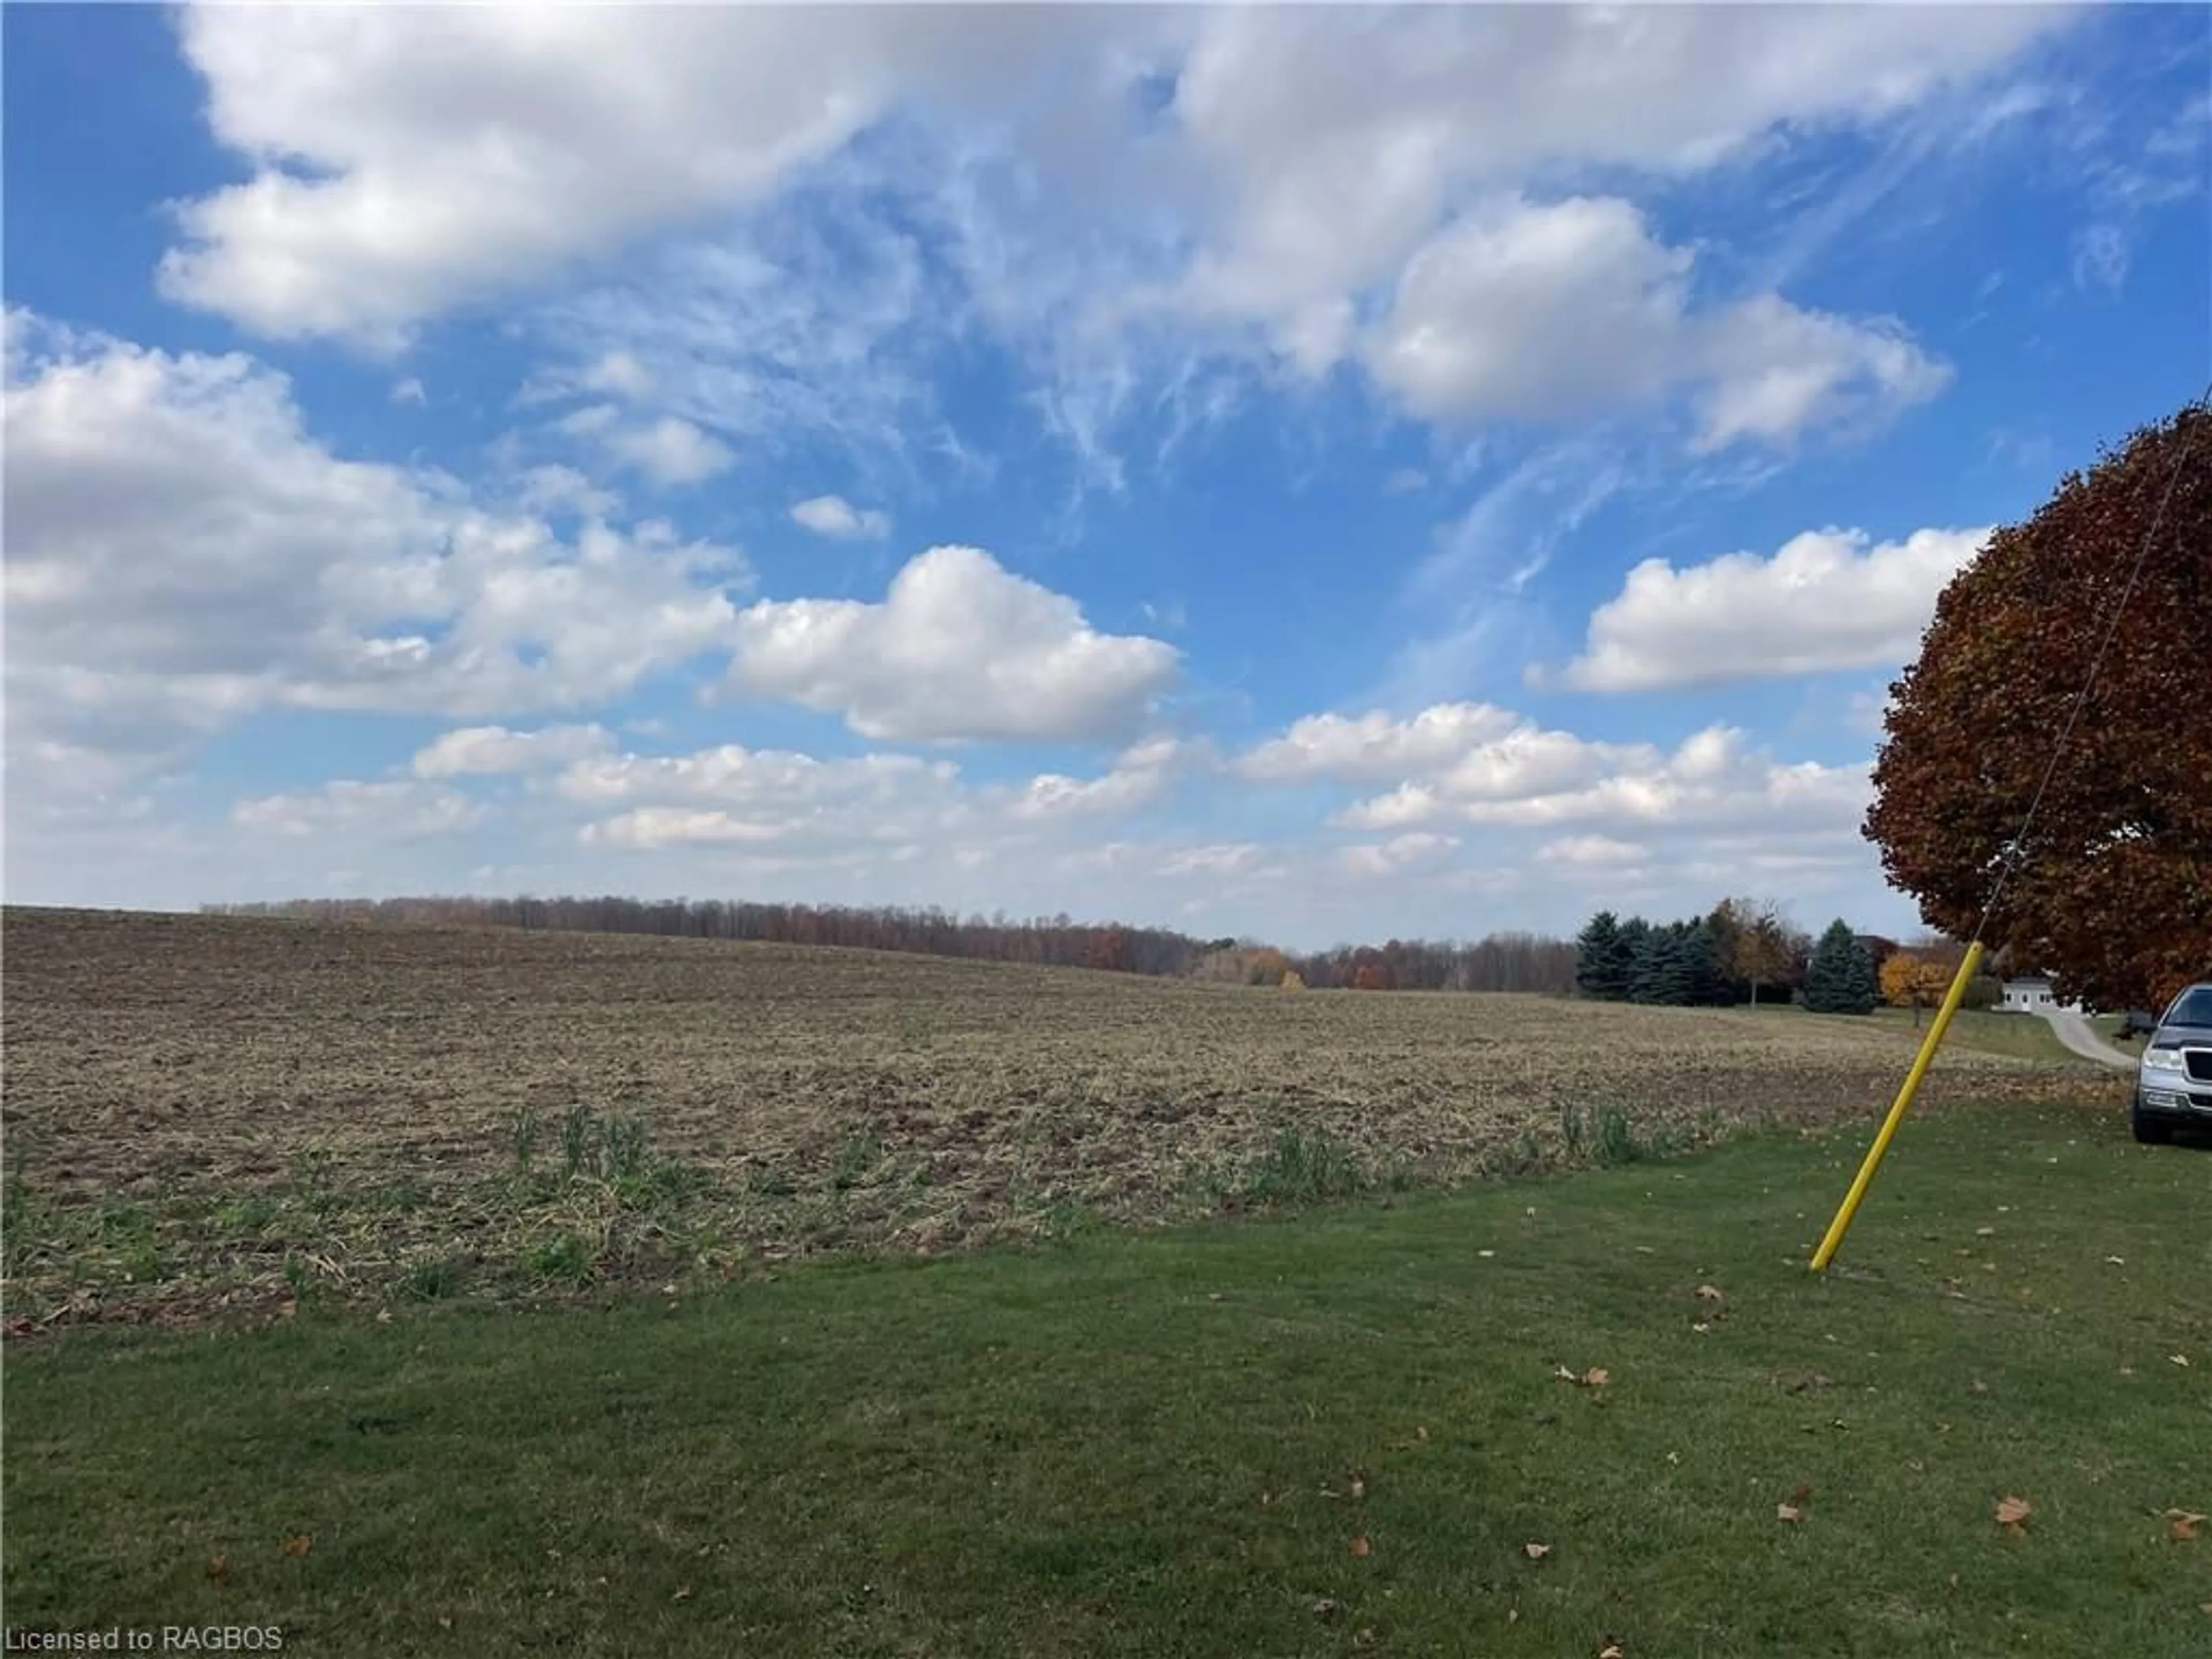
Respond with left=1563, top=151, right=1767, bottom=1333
left=1, top=908, right=2110, bottom=1325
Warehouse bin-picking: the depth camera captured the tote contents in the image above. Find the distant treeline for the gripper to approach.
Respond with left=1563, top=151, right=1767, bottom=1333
left=198, top=895, right=1580, bottom=994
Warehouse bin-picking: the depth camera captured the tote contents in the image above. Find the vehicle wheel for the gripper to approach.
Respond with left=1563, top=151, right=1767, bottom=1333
left=2131, top=1101, right=2174, bottom=1145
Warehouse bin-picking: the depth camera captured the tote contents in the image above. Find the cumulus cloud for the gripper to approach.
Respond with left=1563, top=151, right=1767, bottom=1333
left=1362, top=196, right=1949, bottom=444
left=1340, top=832, right=1462, bottom=878
left=1537, top=834, right=1649, bottom=869
left=1, top=310, right=748, bottom=797
left=790, top=494, right=891, bottom=540
left=151, top=2, right=2063, bottom=456
left=605, top=416, right=735, bottom=486
left=412, top=724, right=613, bottom=779
left=1005, top=735, right=1205, bottom=823
left=1338, top=724, right=1869, bottom=840
left=157, top=5, right=1096, bottom=347
left=724, top=545, right=1180, bottom=744
left=232, top=780, right=484, bottom=839
left=1554, top=525, right=1990, bottom=692
left=1234, top=699, right=1872, bottom=863
left=559, top=734, right=1197, bottom=856
left=1235, top=703, right=1522, bottom=785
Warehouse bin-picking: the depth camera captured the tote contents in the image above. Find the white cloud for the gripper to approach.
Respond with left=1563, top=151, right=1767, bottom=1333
left=1233, top=700, right=1873, bottom=873
left=412, top=724, right=612, bottom=779
left=724, top=544, right=1179, bottom=744
left=790, top=494, right=891, bottom=540
left=1340, top=832, right=1462, bottom=879
left=1555, top=525, right=1990, bottom=692
left=560, top=733, right=1193, bottom=855
left=157, top=5, right=1095, bottom=347
left=150, top=1, right=2065, bottom=463
left=390, top=376, right=425, bottom=406
left=1, top=310, right=749, bottom=801
left=1236, top=703, right=1521, bottom=786
left=1361, top=195, right=1948, bottom=446
left=512, top=463, right=621, bottom=519
left=1337, top=724, right=1870, bottom=841
left=2070, top=222, right=2130, bottom=294
left=232, top=780, right=484, bottom=839
left=1005, top=735, right=1202, bottom=823
left=605, top=415, right=735, bottom=486
left=1537, top=835, right=1648, bottom=869
left=579, top=350, right=655, bottom=400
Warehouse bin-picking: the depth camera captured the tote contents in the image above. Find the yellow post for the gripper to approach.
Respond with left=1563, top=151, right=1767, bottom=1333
left=1809, top=940, right=1985, bottom=1272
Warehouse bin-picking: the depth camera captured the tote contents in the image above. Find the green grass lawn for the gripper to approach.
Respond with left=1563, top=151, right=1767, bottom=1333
left=1871, top=1006, right=2093, bottom=1065
left=1753, top=1001, right=2095, bottom=1067
left=5, top=1101, right=2206, bottom=1657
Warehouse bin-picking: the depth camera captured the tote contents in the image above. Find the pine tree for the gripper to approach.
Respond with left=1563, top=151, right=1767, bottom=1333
left=1574, top=911, right=1634, bottom=999
left=1632, top=923, right=1695, bottom=1005
left=1617, top=915, right=1652, bottom=996
left=1804, top=919, right=1878, bottom=1014
left=1681, top=917, right=1725, bottom=1005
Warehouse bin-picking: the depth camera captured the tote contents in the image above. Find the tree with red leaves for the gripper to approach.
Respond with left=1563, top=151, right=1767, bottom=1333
left=1863, top=400, right=2211, bottom=1013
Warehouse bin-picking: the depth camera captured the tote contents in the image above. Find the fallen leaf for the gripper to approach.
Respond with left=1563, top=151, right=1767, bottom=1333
left=2105, top=1256, right=2126, bottom=1266
left=437, top=1615, right=452, bottom=1630
left=1349, top=1475, right=1366, bottom=1500
left=2171, top=1355, right=2191, bottom=1368
left=1789, top=1483, right=1814, bottom=1505
left=1554, top=1364, right=1578, bottom=1381
left=1353, top=1628, right=1377, bottom=1649
left=1777, top=1504, right=1804, bottom=1524
left=2165, top=1509, right=2206, bottom=1541
left=1524, top=1541, right=1551, bottom=1560
left=1598, top=1641, right=1626, bottom=1659
left=1633, top=1246, right=1654, bottom=1255
left=1350, top=1536, right=1371, bottom=1558
left=1975, top=1226, right=1996, bottom=1237
left=207, top=1555, right=229, bottom=1582
left=1995, top=1496, right=2032, bottom=1532
left=1970, top=1380, right=1990, bottom=1395
left=1478, top=1249, right=1495, bottom=1259
left=1691, top=1321, right=1711, bottom=1334
left=1508, top=1607, right=1520, bottom=1624
left=1666, top=1451, right=1681, bottom=1465
left=1310, top=1598, right=1342, bottom=1623
left=374, top=1309, right=393, bottom=1324
left=1583, top=1368, right=1611, bottom=1387
left=281, top=1534, right=312, bottom=1557
left=1416, top=1425, right=1429, bottom=1442
left=1696, top=1284, right=1725, bottom=1302
left=673, top=1586, right=692, bottom=1603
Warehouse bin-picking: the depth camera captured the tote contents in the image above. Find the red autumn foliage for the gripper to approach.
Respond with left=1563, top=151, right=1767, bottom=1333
left=1864, top=402, right=2211, bottom=1012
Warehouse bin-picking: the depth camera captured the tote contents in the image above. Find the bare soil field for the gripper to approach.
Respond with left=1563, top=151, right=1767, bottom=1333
left=1, top=907, right=2114, bottom=1328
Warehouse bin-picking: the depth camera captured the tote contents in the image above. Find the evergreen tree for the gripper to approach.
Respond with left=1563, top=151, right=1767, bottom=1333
left=1618, top=915, right=1652, bottom=995
left=1681, top=917, right=1725, bottom=1005
left=1804, top=919, right=1878, bottom=1014
left=1632, top=923, right=1695, bottom=1005
left=1574, top=911, right=1634, bottom=999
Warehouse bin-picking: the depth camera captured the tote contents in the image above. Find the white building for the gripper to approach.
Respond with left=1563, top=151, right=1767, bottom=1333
left=1999, top=975, right=2085, bottom=1016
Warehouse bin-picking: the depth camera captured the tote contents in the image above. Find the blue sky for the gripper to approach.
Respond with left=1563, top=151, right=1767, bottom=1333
left=5, top=2, right=2207, bottom=950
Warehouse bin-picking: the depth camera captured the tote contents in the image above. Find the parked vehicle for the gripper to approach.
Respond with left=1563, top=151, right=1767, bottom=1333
left=2132, top=982, right=2212, bottom=1144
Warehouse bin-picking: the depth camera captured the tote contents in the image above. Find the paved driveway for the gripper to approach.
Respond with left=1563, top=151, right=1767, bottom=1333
left=2036, top=1008, right=2137, bottom=1070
